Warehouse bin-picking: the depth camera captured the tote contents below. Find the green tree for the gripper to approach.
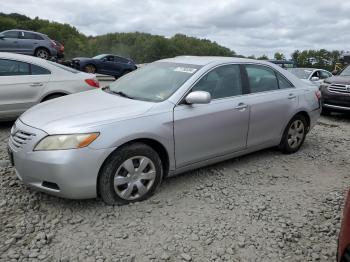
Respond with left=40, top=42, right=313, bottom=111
left=274, top=52, right=285, bottom=60
left=257, top=54, right=269, bottom=60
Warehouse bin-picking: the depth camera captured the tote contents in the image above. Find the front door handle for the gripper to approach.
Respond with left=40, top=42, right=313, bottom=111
left=235, top=103, right=248, bottom=111
left=30, top=82, right=43, bottom=87
left=288, top=94, right=297, bottom=99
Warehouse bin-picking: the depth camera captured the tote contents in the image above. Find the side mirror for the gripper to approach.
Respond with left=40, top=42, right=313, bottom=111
left=185, top=91, right=211, bottom=105
left=311, top=76, right=320, bottom=81
left=0, top=35, right=4, bottom=39
left=101, top=58, right=107, bottom=62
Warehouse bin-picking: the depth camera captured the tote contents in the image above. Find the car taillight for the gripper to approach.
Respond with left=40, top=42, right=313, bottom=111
left=315, top=90, right=322, bottom=100
left=85, top=79, right=100, bottom=88
left=50, top=40, right=57, bottom=48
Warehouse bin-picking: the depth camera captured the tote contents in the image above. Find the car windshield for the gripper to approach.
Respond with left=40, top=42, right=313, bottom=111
left=48, top=61, right=80, bottom=74
left=108, top=62, right=201, bottom=102
left=340, top=66, right=350, bottom=76
left=93, top=54, right=107, bottom=59
left=288, top=68, right=313, bottom=79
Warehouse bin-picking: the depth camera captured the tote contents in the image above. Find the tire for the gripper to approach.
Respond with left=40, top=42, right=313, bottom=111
left=42, top=94, right=66, bottom=102
left=84, top=64, right=96, bottom=74
left=98, top=143, right=163, bottom=205
left=321, top=107, right=331, bottom=116
left=35, top=48, right=50, bottom=60
left=279, top=114, right=308, bottom=154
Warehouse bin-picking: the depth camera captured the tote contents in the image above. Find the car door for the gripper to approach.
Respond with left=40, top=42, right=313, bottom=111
left=100, top=55, right=117, bottom=75
left=17, top=31, right=37, bottom=55
left=0, top=59, right=50, bottom=119
left=242, top=64, right=298, bottom=148
left=173, top=64, right=250, bottom=168
left=0, top=31, right=20, bottom=52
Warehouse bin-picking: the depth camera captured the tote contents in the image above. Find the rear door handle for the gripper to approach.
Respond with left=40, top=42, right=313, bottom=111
left=235, top=103, right=248, bottom=111
left=288, top=94, right=297, bottom=99
left=30, top=82, right=43, bottom=87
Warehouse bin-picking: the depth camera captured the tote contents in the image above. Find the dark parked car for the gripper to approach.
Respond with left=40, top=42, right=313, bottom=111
left=338, top=189, right=350, bottom=262
left=71, top=54, right=137, bottom=78
left=320, top=65, right=350, bottom=115
left=0, top=29, right=61, bottom=59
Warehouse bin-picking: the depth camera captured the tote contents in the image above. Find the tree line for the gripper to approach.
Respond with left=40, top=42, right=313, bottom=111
left=0, top=13, right=235, bottom=62
left=0, top=12, right=346, bottom=70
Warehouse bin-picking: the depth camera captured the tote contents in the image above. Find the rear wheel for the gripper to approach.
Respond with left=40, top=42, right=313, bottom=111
left=98, top=143, right=163, bottom=205
left=84, top=64, right=96, bottom=74
left=279, top=115, right=308, bottom=154
left=35, top=48, right=50, bottom=60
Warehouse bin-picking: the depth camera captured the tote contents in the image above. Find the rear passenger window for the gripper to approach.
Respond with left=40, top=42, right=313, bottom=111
left=0, top=59, right=30, bottom=76
left=31, top=64, right=51, bottom=75
left=246, top=65, right=279, bottom=93
left=277, top=73, right=294, bottom=89
left=21, top=32, right=41, bottom=40
left=192, top=64, right=242, bottom=99
left=115, top=57, right=129, bottom=63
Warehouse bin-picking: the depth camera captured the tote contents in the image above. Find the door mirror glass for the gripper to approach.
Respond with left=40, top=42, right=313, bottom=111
left=0, top=34, right=4, bottom=39
left=101, top=58, right=107, bottom=62
left=311, top=76, right=320, bottom=81
left=185, top=91, right=211, bottom=104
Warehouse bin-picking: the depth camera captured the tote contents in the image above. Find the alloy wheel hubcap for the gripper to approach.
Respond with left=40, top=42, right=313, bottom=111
left=114, top=156, right=156, bottom=200
left=37, top=50, right=48, bottom=59
left=85, top=66, right=95, bottom=73
left=287, top=120, right=305, bottom=149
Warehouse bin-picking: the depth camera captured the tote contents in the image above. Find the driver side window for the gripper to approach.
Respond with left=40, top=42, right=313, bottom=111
left=192, top=64, right=243, bottom=99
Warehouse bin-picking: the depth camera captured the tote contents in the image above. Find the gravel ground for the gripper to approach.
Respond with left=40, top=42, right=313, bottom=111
left=1, top=114, right=350, bottom=262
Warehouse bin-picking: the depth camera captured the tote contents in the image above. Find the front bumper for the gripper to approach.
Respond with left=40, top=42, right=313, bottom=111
left=8, top=119, right=115, bottom=199
left=321, top=86, right=350, bottom=111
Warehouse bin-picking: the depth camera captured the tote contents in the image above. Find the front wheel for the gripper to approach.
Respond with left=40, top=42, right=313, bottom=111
left=84, top=64, right=96, bottom=74
left=98, top=143, right=163, bottom=205
left=279, top=115, right=308, bottom=154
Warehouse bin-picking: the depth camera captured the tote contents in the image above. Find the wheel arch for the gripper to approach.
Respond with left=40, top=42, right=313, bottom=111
left=40, top=91, right=69, bottom=102
left=96, top=138, right=170, bottom=197
left=34, top=46, right=51, bottom=56
left=293, top=111, right=311, bottom=132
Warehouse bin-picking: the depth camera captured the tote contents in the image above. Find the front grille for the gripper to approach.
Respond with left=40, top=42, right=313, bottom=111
left=10, top=130, right=36, bottom=149
left=328, top=84, right=350, bottom=95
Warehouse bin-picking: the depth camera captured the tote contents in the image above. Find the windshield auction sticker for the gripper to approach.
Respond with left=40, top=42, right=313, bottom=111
left=174, top=67, right=197, bottom=74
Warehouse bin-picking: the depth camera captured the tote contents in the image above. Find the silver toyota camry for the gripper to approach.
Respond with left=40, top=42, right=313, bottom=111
left=8, top=56, right=321, bottom=205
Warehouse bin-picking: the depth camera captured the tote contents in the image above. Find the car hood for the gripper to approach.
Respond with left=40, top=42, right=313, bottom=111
left=325, top=76, right=350, bottom=85
left=20, top=90, right=155, bottom=134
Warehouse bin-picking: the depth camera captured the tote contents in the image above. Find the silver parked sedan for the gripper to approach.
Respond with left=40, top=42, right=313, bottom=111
left=8, top=56, right=321, bottom=205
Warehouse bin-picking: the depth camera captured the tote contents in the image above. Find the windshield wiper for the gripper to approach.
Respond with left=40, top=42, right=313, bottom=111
left=112, top=91, right=134, bottom=99
left=102, top=86, right=134, bottom=99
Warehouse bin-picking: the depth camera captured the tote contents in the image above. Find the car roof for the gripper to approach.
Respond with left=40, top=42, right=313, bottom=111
left=159, top=56, right=273, bottom=66
left=0, top=52, right=50, bottom=65
left=4, top=29, right=46, bottom=36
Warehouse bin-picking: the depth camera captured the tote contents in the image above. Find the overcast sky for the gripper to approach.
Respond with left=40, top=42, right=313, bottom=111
left=2, top=0, right=350, bottom=57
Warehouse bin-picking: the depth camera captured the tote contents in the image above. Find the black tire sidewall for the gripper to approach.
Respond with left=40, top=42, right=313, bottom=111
left=99, top=143, right=163, bottom=205
left=280, top=115, right=308, bottom=154
left=35, top=48, right=49, bottom=59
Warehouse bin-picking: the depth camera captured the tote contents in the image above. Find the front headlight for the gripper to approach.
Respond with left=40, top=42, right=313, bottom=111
left=34, top=133, right=99, bottom=151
